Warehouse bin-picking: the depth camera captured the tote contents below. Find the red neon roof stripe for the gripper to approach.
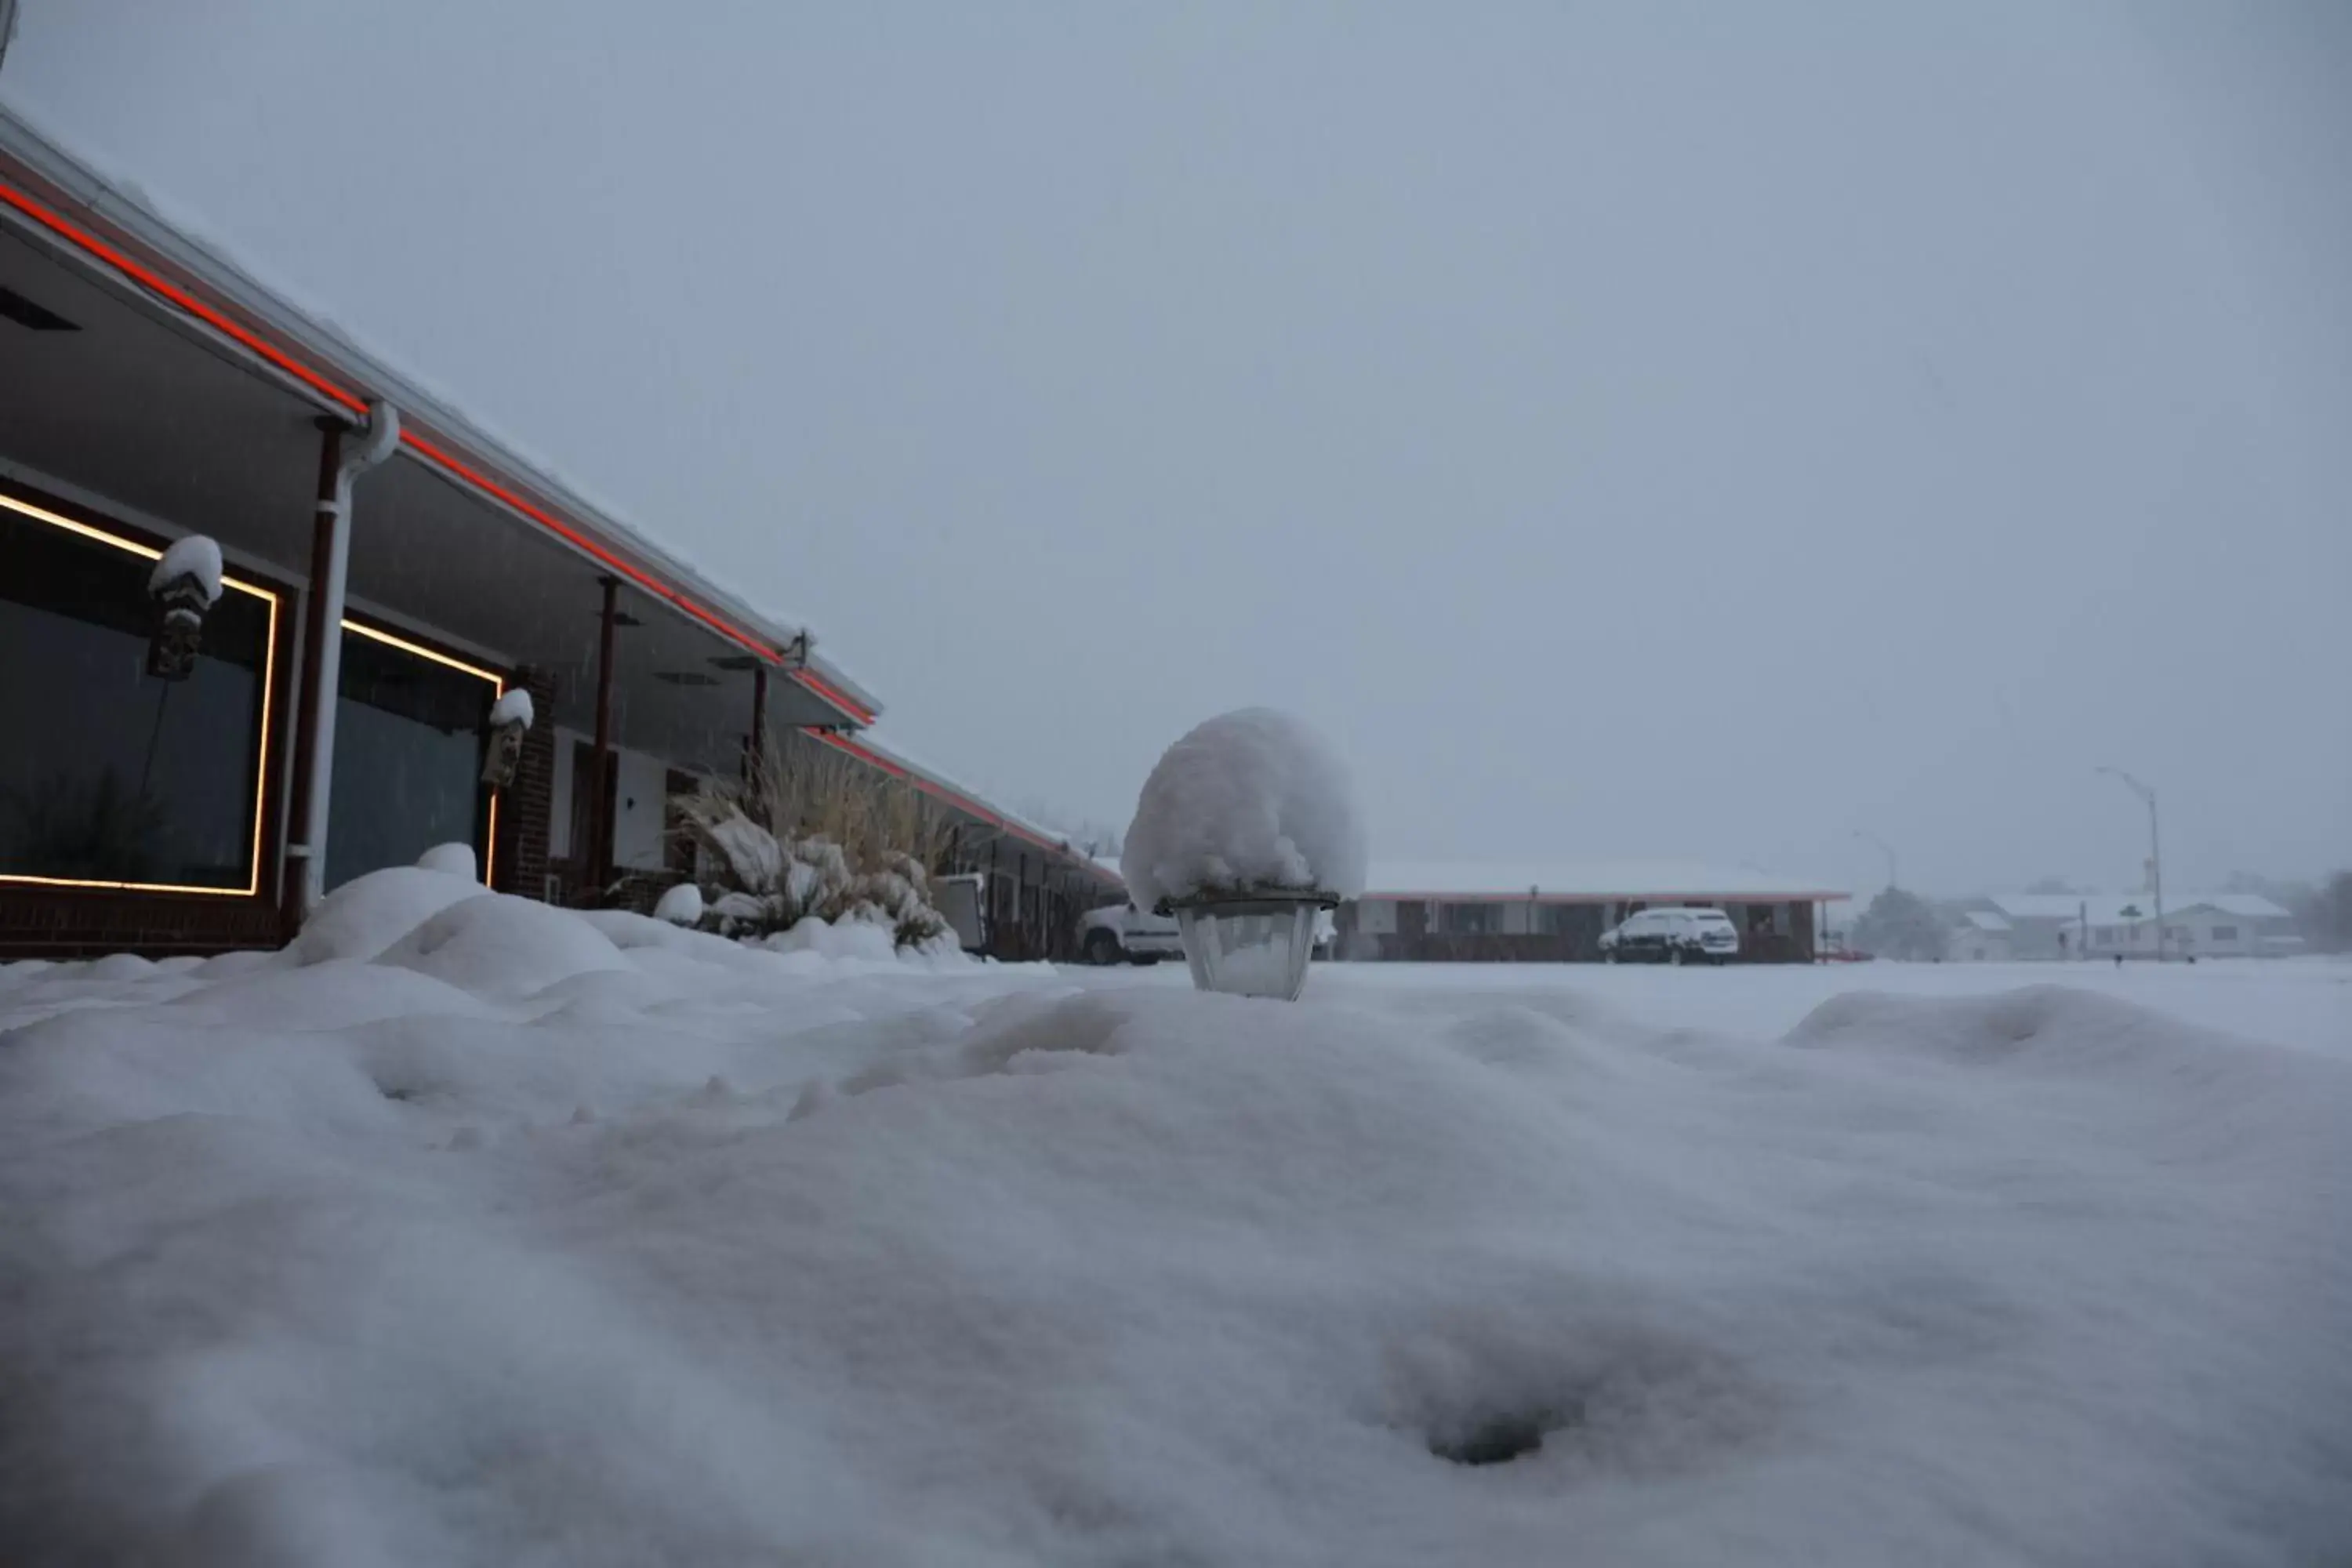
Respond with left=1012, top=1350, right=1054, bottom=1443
left=0, top=179, right=365, bottom=414
left=0, top=172, right=873, bottom=726
left=791, top=668, right=869, bottom=720
left=402, top=428, right=782, bottom=669
left=808, top=729, right=1117, bottom=874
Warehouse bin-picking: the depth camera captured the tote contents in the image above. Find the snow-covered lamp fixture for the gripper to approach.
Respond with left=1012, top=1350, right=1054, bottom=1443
left=1168, top=889, right=1339, bottom=1001
left=480, top=688, right=535, bottom=788
left=1123, top=709, right=1365, bottom=1002
left=144, top=535, right=223, bottom=682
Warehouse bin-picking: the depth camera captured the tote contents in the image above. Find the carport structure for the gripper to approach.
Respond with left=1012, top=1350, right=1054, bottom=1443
left=0, top=107, right=887, bottom=953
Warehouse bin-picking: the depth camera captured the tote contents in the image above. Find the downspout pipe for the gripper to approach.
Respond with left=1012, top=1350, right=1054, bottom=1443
left=294, top=397, right=400, bottom=914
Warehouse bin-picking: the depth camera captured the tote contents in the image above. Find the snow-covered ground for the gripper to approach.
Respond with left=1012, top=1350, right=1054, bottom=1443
left=2, top=878, right=2347, bottom=1566
left=1112, top=956, right=2352, bottom=1060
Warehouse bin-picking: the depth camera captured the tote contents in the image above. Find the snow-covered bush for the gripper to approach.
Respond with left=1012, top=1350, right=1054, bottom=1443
left=668, top=747, right=953, bottom=952
left=1123, top=708, right=1367, bottom=913
left=652, top=882, right=704, bottom=926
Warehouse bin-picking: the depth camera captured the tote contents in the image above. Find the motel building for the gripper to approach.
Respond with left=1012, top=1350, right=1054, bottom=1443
left=0, top=108, right=1119, bottom=960
left=1337, top=862, right=1849, bottom=964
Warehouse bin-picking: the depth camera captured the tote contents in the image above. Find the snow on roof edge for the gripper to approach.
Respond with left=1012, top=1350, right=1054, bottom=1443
left=831, top=729, right=1123, bottom=887
left=1988, top=891, right=2293, bottom=924
left=0, top=101, right=879, bottom=720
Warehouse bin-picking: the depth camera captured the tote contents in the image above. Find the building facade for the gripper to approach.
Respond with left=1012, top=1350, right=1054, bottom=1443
left=1974, top=894, right=2300, bottom=960
left=1948, top=911, right=2014, bottom=962
left=0, top=109, right=1116, bottom=960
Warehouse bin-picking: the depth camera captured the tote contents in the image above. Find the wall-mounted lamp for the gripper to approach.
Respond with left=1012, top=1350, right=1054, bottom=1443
left=145, top=535, right=223, bottom=681
left=481, top=688, right=535, bottom=788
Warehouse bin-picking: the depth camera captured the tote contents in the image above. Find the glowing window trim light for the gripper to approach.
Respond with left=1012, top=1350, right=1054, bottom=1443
left=0, top=488, right=278, bottom=898
left=336, top=618, right=506, bottom=889
left=0, top=492, right=513, bottom=897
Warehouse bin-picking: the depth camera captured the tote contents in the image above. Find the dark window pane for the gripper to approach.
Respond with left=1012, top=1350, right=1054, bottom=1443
left=325, top=627, right=493, bottom=889
left=1443, top=902, right=1498, bottom=935
left=0, top=504, right=270, bottom=889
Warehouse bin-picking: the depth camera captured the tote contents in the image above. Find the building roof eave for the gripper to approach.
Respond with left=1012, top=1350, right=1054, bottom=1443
left=0, top=103, right=880, bottom=728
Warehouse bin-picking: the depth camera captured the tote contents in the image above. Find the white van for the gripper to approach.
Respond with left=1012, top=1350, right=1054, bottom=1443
left=1597, top=907, right=1740, bottom=966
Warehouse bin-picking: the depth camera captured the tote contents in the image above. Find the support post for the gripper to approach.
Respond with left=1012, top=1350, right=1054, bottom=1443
left=281, top=419, right=342, bottom=924
left=287, top=400, right=398, bottom=918
left=749, top=662, right=769, bottom=793
left=588, top=575, right=619, bottom=904
left=989, top=837, right=1002, bottom=954
left=2098, top=767, right=2165, bottom=963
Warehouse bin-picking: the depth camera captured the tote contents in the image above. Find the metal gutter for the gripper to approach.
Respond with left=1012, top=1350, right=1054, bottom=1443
left=0, top=103, right=880, bottom=725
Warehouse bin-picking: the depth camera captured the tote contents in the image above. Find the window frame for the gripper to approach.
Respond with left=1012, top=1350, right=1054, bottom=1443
left=332, top=613, right=507, bottom=891
left=0, top=480, right=285, bottom=898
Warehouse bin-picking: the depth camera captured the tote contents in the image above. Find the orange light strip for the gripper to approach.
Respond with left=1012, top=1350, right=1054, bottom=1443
left=340, top=616, right=503, bottom=687
left=249, top=589, right=279, bottom=895
left=0, top=172, right=875, bottom=728
left=789, top=667, right=873, bottom=726
left=0, top=489, right=274, bottom=597
left=0, top=491, right=278, bottom=898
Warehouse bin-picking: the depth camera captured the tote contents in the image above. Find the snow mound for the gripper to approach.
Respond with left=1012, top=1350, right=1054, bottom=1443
left=488, top=688, right=534, bottom=728
left=4, top=942, right=2349, bottom=1563
left=148, top=533, right=223, bottom=604
left=414, top=842, right=478, bottom=881
left=652, top=882, right=704, bottom=925
left=1122, top=707, right=1366, bottom=911
left=1788, top=984, right=2264, bottom=1076
left=376, top=893, right=633, bottom=998
left=285, top=866, right=492, bottom=965
left=760, top=915, right=902, bottom=964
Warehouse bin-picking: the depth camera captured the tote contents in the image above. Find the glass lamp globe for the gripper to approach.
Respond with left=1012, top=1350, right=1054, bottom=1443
left=1170, top=891, right=1337, bottom=1001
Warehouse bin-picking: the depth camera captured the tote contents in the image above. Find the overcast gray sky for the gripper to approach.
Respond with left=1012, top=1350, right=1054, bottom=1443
left=6, top=1, right=2346, bottom=895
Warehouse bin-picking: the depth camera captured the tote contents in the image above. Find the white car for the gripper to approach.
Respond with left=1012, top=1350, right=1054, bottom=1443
left=1077, top=902, right=1185, bottom=965
left=1080, top=901, right=1338, bottom=967
left=1597, top=907, right=1740, bottom=966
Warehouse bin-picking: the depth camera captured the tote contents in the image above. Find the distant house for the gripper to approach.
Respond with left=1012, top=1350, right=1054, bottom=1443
left=1981, top=893, right=2299, bottom=960
left=1949, top=910, right=2013, bottom=962
left=2122, top=897, right=2301, bottom=960
left=2194, top=895, right=2309, bottom=957
left=1338, top=861, right=1848, bottom=964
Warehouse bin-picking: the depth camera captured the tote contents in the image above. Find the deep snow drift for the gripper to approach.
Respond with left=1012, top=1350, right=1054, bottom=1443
left=2, top=882, right=2347, bottom=1566
left=1122, top=708, right=1366, bottom=912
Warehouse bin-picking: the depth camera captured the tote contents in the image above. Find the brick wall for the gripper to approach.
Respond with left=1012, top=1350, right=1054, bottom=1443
left=492, top=666, right=559, bottom=901
left=0, top=890, right=285, bottom=960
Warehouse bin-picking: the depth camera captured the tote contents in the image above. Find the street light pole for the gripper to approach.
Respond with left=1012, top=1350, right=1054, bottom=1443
left=1853, top=829, right=1896, bottom=891
left=2096, top=767, right=2163, bottom=962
